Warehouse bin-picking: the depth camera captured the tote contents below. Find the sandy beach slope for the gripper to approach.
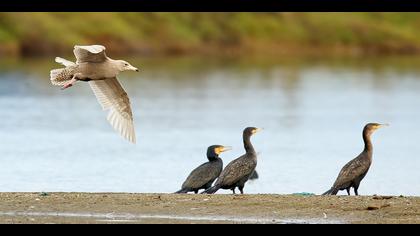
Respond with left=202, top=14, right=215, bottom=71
left=0, top=193, right=418, bottom=224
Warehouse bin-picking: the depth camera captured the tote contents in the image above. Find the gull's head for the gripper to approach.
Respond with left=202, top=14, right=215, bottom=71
left=117, top=60, right=139, bottom=72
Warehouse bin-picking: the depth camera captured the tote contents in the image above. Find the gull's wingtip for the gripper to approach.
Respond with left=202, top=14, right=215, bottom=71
left=129, top=136, right=136, bottom=144
left=126, top=132, right=136, bottom=144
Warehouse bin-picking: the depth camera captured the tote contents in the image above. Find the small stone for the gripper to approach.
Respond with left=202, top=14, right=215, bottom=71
left=373, top=196, right=393, bottom=200
left=367, top=205, right=380, bottom=210
left=381, top=203, right=391, bottom=208
left=367, top=203, right=390, bottom=211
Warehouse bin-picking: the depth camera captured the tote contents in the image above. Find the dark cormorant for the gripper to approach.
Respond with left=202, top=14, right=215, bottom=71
left=323, top=123, right=388, bottom=196
left=175, top=145, right=231, bottom=194
left=203, top=127, right=262, bottom=194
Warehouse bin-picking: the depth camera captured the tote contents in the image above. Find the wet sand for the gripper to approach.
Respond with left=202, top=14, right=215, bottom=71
left=0, top=193, right=418, bottom=224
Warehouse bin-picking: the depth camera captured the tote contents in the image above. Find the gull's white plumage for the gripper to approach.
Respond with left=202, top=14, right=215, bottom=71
left=50, top=45, right=138, bottom=144
left=89, top=78, right=136, bottom=144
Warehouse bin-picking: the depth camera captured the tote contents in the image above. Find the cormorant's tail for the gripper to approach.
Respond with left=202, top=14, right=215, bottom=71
left=249, top=170, right=259, bottom=181
left=322, top=188, right=338, bottom=195
left=202, top=185, right=220, bottom=194
left=174, top=189, right=189, bottom=194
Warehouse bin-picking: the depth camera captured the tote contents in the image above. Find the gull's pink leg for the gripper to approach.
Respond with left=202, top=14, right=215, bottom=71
left=61, top=78, right=78, bottom=90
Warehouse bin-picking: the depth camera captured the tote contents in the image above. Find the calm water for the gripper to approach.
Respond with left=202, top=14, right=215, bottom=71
left=0, top=56, right=419, bottom=196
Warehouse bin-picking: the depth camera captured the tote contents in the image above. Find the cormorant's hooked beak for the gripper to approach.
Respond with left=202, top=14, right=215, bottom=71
left=221, top=146, right=233, bottom=152
left=215, top=146, right=232, bottom=155
left=252, top=128, right=264, bottom=134
left=372, top=123, right=389, bottom=132
left=378, top=124, right=390, bottom=129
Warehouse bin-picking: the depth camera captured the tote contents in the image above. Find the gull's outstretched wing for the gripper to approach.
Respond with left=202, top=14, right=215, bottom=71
left=89, top=77, right=136, bottom=144
left=74, top=45, right=107, bottom=64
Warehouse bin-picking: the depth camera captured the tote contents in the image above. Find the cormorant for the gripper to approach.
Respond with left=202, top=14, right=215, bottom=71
left=323, top=123, right=388, bottom=196
left=175, top=145, right=232, bottom=194
left=203, top=127, right=262, bottom=194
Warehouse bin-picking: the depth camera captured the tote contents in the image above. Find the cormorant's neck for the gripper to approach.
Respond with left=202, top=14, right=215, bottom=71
left=363, top=130, right=373, bottom=156
left=243, top=134, right=256, bottom=154
left=207, top=154, right=220, bottom=162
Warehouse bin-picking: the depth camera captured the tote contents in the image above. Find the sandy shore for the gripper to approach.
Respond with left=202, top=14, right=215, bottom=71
left=0, top=193, right=418, bottom=224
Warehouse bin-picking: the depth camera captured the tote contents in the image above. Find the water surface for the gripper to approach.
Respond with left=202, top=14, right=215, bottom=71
left=0, top=56, right=419, bottom=196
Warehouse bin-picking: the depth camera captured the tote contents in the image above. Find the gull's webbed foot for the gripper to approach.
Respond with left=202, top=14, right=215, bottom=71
left=61, top=77, right=78, bottom=90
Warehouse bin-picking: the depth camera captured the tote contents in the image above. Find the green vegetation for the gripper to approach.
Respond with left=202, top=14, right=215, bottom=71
left=1, top=13, right=420, bottom=56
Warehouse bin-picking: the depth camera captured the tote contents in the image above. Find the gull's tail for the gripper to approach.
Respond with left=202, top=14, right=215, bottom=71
left=50, top=68, right=70, bottom=86
left=50, top=67, right=75, bottom=86
left=50, top=57, right=77, bottom=86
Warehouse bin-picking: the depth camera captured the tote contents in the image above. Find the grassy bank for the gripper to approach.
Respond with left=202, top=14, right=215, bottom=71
left=1, top=13, right=420, bottom=57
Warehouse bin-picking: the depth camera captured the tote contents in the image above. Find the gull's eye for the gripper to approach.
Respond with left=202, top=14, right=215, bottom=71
left=125, top=63, right=128, bottom=66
